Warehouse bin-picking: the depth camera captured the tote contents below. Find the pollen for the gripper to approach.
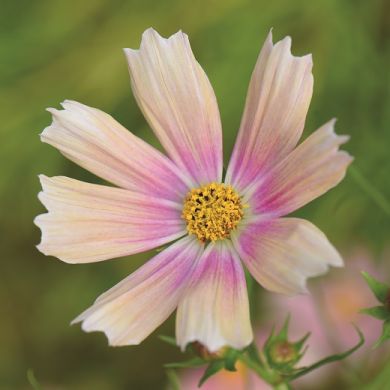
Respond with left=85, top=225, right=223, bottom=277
left=182, top=182, right=244, bottom=242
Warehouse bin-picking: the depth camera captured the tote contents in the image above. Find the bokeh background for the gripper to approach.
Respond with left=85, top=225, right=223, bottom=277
left=1, top=0, right=389, bottom=389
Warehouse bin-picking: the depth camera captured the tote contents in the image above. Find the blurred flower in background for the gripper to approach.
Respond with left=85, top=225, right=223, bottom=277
left=264, top=248, right=388, bottom=387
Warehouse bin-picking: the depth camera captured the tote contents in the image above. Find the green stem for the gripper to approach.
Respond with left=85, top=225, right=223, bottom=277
left=165, top=369, right=181, bottom=390
left=239, top=354, right=274, bottom=382
left=27, top=370, right=42, bottom=390
left=274, top=383, right=292, bottom=390
left=349, top=166, right=390, bottom=217
left=238, top=355, right=291, bottom=389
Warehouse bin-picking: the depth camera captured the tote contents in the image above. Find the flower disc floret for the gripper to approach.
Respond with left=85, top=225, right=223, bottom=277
left=182, top=182, right=244, bottom=242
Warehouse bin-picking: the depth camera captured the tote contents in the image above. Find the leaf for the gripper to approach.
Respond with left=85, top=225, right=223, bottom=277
left=165, top=357, right=205, bottom=369
left=198, top=360, right=225, bottom=387
left=158, top=335, right=177, bottom=347
left=373, top=320, right=390, bottom=349
left=289, top=324, right=365, bottom=380
left=361, top=306, right=390, bottom=320
left=362, top=272, right=389, bottom=304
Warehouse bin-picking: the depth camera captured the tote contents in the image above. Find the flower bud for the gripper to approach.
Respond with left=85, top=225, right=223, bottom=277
left=269, top=340, right=299, bottom=366
left=264, top=315, right=310, bottom=370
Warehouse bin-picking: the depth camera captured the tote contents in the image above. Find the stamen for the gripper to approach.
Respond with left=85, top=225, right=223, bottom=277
left=182, top=182, right=244, bottom=242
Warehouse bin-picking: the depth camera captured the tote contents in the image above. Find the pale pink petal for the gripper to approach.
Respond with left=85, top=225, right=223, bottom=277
left=41, top=100, right=191, bottom=201
left=35, top=175, right=186, bottom=263
left=232, top=218, right=343, bottom=295
left=248, top=120, right=353, bottom=217
left=176, top=241, right=253, bottom=352
left=72, top=237, right=202, bottom=346
left=226, top=30, right=314, bottom=192
left=125, top=28, right=223, bottom=185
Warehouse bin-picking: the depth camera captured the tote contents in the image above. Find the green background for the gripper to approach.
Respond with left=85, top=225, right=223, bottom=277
left=0, top=0, right=389, bottom=388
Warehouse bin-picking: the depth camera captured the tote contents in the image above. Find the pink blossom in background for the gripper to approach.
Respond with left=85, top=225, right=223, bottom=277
left=263, top=248, right=386, bottom=383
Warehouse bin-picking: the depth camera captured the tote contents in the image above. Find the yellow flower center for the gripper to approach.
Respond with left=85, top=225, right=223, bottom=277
left=182, top=182, right=244, bottom=242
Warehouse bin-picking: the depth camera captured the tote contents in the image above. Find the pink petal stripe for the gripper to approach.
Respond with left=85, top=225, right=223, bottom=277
left=72, top=236, right=203, bottom=346
left=125, top=28, right=223, bottom=185
left=248, top=119, right=353, bottom=217
left=226, top=30, right=313, bottom=192
left=35, top=175, right=186, bottom=263
left=232, top=217, right=343, bottom=295
left=41, top=100, right=191, bottom=201
left=176, top=241, right=253, bottom=352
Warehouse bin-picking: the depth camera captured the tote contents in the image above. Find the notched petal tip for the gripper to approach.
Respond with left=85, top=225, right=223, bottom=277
left=273, top=33, right=313, bottom=62
left=38, top=173, right=50, bottom=187
left=279, top=35, right=292, bottom=50
left=45, top=107, right=56, bottom=114
left=127, top=28, right=188, bottom=54
left=60, top=99, right=79, bottom=109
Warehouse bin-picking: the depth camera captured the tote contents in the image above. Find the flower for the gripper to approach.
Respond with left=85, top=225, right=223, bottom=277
left=35, top=28, right=352, bottom=352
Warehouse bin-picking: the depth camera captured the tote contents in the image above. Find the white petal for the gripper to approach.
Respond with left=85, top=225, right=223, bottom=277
left=125, top=28, right=223, bottom=185
left=41, top=100, right=191, bottom=201
left=176, top=241, right=253, bottom=352
left=226, top=30, right=314, bottom=192
left=35, top=175, right=186, bottom=263
left=72, top=236, right=203, bottom=346
left=233, top=218, right=343, bottom=295
left=248, top=119, right=353, bottom=217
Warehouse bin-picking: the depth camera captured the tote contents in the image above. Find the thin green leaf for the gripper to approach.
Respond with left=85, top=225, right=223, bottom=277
left=279, top=314, right=291, bottom=340
left=159, top=335, right=177, bottom=347
left=198, top=360, right=225, bottom=387
left=362, top=272, right=389, bottom=304
left=289, top=325, right=364, bottom=380
left=361, top=306, right=390, bottom=320
left=295, top=332, right=311, bottom=351
left=27, top=369, right=42, bottom=390
left=166, top=369, right=180, bottom=390
left=165, top=357, right=205, bottom=369
left=373, top=320, right=390, bottom=349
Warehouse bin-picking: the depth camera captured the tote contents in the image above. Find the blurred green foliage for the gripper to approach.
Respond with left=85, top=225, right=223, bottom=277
left=0, top=0, right=389, bottom=388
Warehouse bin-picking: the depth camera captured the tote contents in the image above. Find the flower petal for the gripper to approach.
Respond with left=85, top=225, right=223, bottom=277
left=176, top=241, right=253, bottom=352
left=42, top=100, right=191, bottom=201
left=35, top=175, right=186, bottom=263
left=232, top=218, right=343, bottom=295
left=226, top=30, right=313, bottom=192
left=125, top=28, right=223, bottom=185
left=72, top=236, right=202, bottom=346
left=248, top=119, right=353, bottom=217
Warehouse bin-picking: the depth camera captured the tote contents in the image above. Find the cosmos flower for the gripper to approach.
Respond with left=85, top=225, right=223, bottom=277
left=35, top=28, right=352, bottom=352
